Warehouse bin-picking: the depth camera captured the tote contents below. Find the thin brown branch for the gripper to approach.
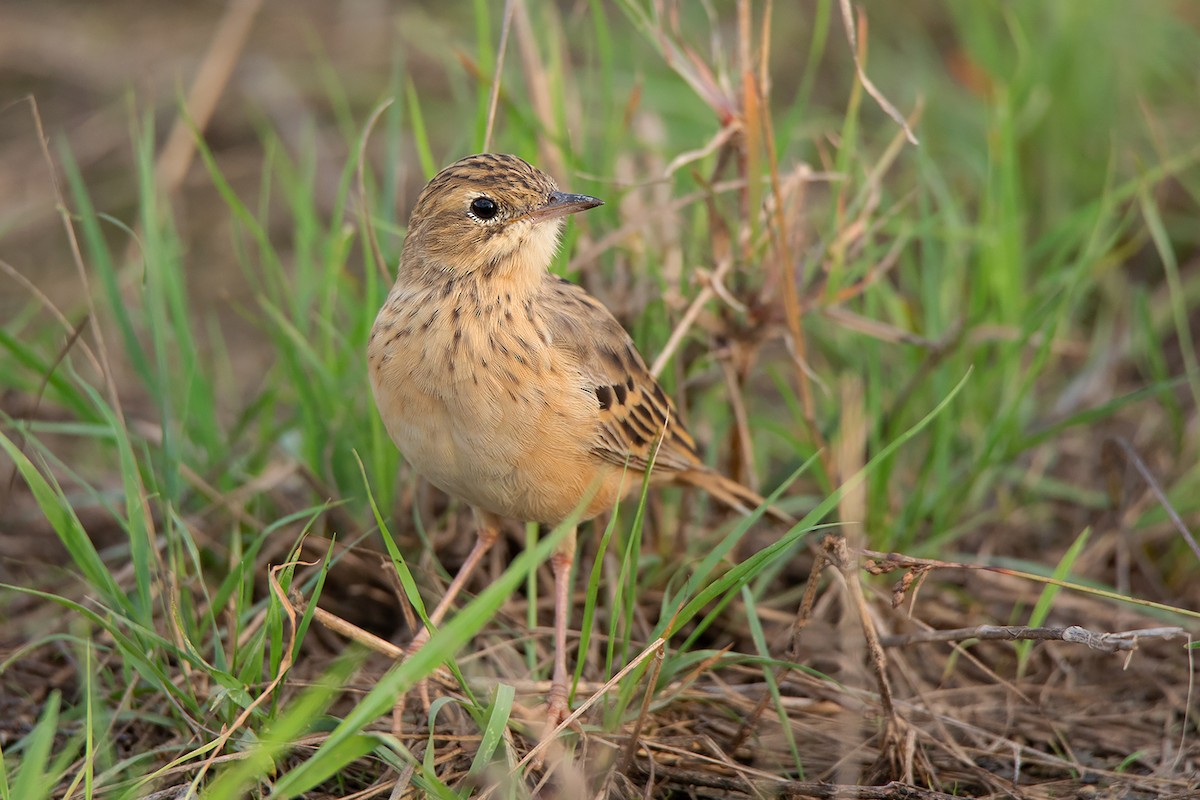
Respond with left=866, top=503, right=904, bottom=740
left=618, top=641, right=665, bottom=775
left=880, top=624, right=1186, bottom=653
left=826, top=534, right=933, bottom=783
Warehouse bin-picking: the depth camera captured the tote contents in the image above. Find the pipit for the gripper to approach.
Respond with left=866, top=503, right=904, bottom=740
left=368, top=153, right=790, bottom=727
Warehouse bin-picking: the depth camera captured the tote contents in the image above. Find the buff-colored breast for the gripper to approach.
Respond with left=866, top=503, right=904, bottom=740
left=368, top=279, right=634, bottom=525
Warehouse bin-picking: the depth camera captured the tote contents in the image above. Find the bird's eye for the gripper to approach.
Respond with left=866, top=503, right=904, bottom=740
left=470, top=196, right=499, bottom=220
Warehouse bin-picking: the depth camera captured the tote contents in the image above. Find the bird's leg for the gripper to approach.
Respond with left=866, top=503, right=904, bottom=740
left=394, top=509, right=500, bottom=732
left=545, top=524, right=578, bottom=730
left=408, top=508, right=501, bottom=650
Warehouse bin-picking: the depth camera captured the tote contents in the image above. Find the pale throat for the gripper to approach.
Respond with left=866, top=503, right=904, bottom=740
left=475, top=218, right=564, bottom=297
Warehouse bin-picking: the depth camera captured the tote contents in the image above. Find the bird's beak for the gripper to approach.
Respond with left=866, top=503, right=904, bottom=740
left=521, top=191, right=603, bottom=224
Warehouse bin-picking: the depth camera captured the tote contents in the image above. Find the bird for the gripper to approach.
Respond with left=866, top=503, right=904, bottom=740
left=367, top=152, right=791, bottom=728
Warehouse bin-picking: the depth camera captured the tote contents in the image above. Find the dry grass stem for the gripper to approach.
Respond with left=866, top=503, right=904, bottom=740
left=155, top=0, right=263, bottom=194
left=879, top=624, right=1187, bottom=652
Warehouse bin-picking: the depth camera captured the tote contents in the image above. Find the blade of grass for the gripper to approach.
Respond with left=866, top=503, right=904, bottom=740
left=406, top=78, right=437, bottom=178
left=10, top=692, right=61, bottom=800
left=1015, top=526, right=1088, bottom=679
left=469, top=683, right=515, bottom=777
left=741, top=585, right=804, bottom=777
left=0, top=429, right=125, bottom=607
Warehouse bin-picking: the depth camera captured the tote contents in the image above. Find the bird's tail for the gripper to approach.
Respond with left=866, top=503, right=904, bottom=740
left=676, top=469, right=795, bottom=526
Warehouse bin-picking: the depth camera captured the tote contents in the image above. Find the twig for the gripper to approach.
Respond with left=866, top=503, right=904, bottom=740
left=824, top=534, right=930, bottom=783
left=860, top=548, right=1200, bottom=621
left=305, top=598, right=405, bottom=659
left=295, top=595, right=457, bottom=686
left=879, top=625, right=1186, bottom=653
left=836, top=0, right=918, bottom=146
left=617, top=642, right=665, bottom=775
left=649, top=255, right=734, bottom=378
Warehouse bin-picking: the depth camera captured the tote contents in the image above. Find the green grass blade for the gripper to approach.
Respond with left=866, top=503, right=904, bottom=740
left=0, top=429, right=125, bottom=607
left=1016, top=526, right=1091, bottom=678
left=469, top=683, right=514, bottom=777
left=741, top=585, right=803, bottom=776
left=10, top=691, right=61, bottom=800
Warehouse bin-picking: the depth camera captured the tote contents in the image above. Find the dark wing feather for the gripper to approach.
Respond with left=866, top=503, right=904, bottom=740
left=543, top=277, right=702, bottom=475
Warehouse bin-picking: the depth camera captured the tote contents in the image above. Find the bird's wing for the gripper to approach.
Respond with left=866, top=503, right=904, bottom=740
left=542, top=276, right=703, bottom=475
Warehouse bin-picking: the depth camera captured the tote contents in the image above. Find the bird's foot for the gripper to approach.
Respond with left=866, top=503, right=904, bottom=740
left=541, top=683, right=582, bottom=739
left=545, top=689, right=569, bottom=732
left=528, top=684, right=581, bottom=769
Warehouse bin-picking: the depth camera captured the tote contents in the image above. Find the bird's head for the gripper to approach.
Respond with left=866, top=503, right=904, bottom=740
left=400, top=153, right=602, bottom=282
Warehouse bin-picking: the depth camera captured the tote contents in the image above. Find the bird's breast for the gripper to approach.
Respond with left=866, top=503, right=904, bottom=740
left=368, top=282, right=618, bottom=523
